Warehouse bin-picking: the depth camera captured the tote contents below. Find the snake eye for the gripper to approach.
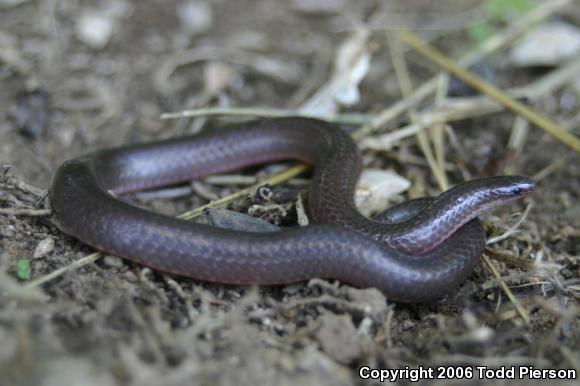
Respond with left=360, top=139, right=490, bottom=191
left=512, top=187, right=523, bottom=195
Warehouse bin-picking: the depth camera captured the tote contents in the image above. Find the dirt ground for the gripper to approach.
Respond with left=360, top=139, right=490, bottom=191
left=1, top=1, right=579, bottom=385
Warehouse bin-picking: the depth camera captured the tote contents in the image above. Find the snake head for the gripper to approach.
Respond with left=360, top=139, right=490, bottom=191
left=485, top=175, right=536, bottom=202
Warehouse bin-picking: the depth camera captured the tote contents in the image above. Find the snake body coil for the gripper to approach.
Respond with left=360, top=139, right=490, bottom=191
left=51, top=118, right=535, bottom=302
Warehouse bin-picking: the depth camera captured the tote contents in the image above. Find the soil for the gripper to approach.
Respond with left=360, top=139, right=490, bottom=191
left=1, top=1, right=579, bottom=385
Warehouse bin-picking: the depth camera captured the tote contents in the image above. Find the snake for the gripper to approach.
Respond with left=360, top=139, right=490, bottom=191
left=50, top=118, right=535, bottom=302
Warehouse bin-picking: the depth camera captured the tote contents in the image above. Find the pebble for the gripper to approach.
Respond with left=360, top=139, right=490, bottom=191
left=103, top=255, right=124, bottom=268
left=76, top=11, right=115, bottom=49
left=355, top=169, right=410, bottom=217
left=510, top=22, right=580, bottom=67
left=177, top=1, right=213, bottom=35
left=33, top=237, right=54, bottom=259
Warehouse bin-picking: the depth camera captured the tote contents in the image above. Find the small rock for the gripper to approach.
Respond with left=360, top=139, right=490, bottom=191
left=33, top=237, right=54, bottom=259
left=123, top=271, right=138, bottom=282
left=355, top=169, right=410, bottom=217
left=510, top=22, right=580, bottom=67
left=1, top=224, right=16, bottom=238
left=103, top=256, right=124, bottom=268
left=177, top=1, right=213, bottom=36
left=400, top=319, right=415, bottom=331
left=76, top=11, right=115, bottom=49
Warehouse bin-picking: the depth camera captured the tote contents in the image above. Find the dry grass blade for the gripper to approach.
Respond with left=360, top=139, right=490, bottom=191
left=487, top=201, right=533, bottom=245
left=395, top=31, right=580, bottom=154
left=352, top=0, right=571, bottom=140
left=25, top=252, right=102, bottom=289
left=386, top=32, right=447, bottom=191
left=160, top=107, right=369, bottom=126
left=177, top=164, right=308, bottom=220
left=482, top=253, right=531, bottom=324
left=432, top=74, right=450, bottom=190
left=0, top=208, right=51, bottom=216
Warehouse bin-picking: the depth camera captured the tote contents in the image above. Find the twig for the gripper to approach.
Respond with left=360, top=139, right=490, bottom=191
left=135, top=186, right=193, bottom=201
left=24, top=252, right=102, bottom=289
left=0, top=208, right=51, bottom=216
left=482, top=199, right=534, bottom=324
left=508, top=117, right=530, bottom=152
left=386, top=33, right=446, bottom=191
left=160, top=107, right=370, bottom=126
left=177, top=164, right=308, bottom=220
left=501, top=278, right=580, bottom=293
left=487, top=201, right=533, bottom=245
left=432, top=74, right=450, bottom=190
left=482, top=253, right=531, bottom=324
left=204, top=174, right=309, bottom=186
left=359, top=123, right=420, bottom=150
left=484, top=248, right=536, bottom=269
left=15, top=181, right=46, bottom=197
left=295, top=194, right=309, bottom=226
left=395, top=31, right=580, bottom=154
left=204, top=175, right=257, bottom=185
